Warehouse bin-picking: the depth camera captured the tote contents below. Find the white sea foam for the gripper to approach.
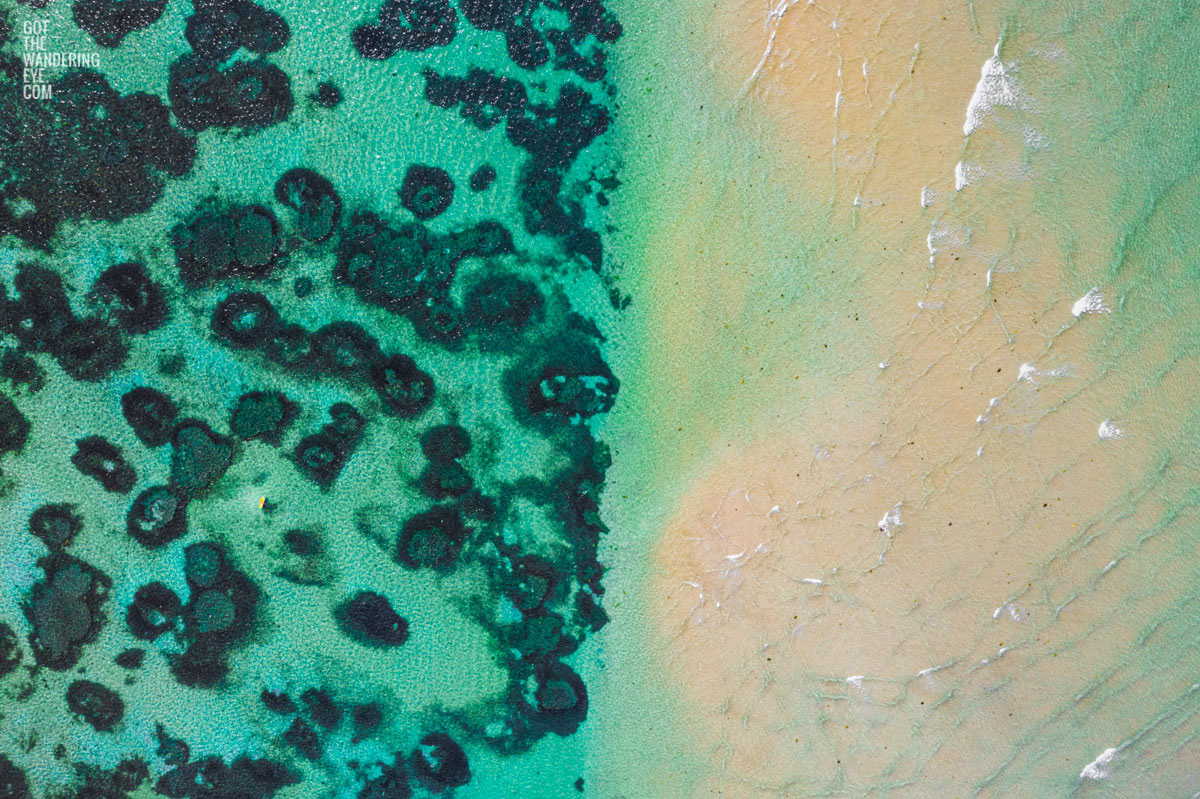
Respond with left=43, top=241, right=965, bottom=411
left=878, top=503, right=903, bottom=536
left=955, top=160, right=986, bottom=190
left=993, top=601, right=1030, bottom=622
left=920, top=185, right=937, bottom=208
left=1072, top=287, right=1111, bottom=317
left=926, top=220, right=971, bottom=264
left=1023, top=125, right=1049, bottom=150
left=963, top=40, right=1025, bottom=137
left=1018, top=362, right=1071, bottom=383
left=1080, top=747, right=1119, bottom=781
left=1098, top=420, right=1124, bottom=440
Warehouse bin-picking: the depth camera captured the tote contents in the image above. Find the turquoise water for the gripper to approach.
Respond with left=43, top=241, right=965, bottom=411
left=0, top=0, right=626, bottom=794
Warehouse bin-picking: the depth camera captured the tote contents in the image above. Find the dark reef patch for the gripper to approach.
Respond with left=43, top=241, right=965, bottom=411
left=170, top=419, right=235, bottom=497
left=3, top=263, right=131, bottom=382
left=0, top=70, right=194, bottom=249
left=184, top=0, right=290, bottom=60
left=0, top=755, right=31, bottom=799
left=73, top=0, right=167, bottom=47
left=358, top=759, right=412, bottom=799
left=275, top=168, right=342, bottom=242
left=173, top=204, right=284, bottom=285
left=0, top=393, right=28, bottom=457
left=23, top=555, right=112, bottom=671
left=0, top=622, right=21, bottom=678
left=29, top=503, right=83, bottom=551
left=469, top=164, right=496, bottom=192
left=513, top=659, right=588, bottom=737
left=300, top=687, right=342, bottom=730
left=71, top=436, right=137, bottom=494
left=169, top=56, right=293, bottom=132
left=335, top=591, right=409, bottom=648
left=121, top=386, right=179, bottom=447
left=261, top=689, right=297, bottom=715
left=91, top=262, right=169, bottom=334
left=283, top=718, right=321, bottom=761
left=115, top=648, right=145, bottom=669
left=313, top=82, right=342, bottom=107
left=154, top=755, right=297, bottom=798
left=395, top=506, right=469, bottom=571
left=126, top=581, right=182, bottom=640
left=230, top=390, right=296, bottom=444
left=352, top=0, right=457, bottom=59
left=0, top=0, right=624, bottom=783
left=369, top=355, right=435, bottom=418
left=503, top=333, right=617, bottom=430
left=398, top=164, right=454, bottom=220
left=409, top=732, right=470, bottom=792
left=171, top=546, right=260, bottom=688
left=211, top=291, right=280, bottom=349
left=126, top=486, right=188, bottom=548
left=65, top=679, right=125, bottom=732
left=292, top=403, right=365, bottom=488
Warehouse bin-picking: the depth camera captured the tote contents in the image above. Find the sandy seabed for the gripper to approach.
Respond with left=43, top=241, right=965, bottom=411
left=600, top=0, right=1200, bottom=795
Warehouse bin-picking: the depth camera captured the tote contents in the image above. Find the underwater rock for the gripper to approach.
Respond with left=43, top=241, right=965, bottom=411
left=274, top=168, right=342, bottom=242
left=172, top=563, right=260, bottom=689
left=463, top=274, right=544, bottom=350
left=419, top=424, right=471, bottom=462
left=272, top=529, right=333, bottom=586
left=170, top=420, right=235, bottom=497
left=418, top=460, right=473, bottom=500
left=313, top=82, right=342, bottom=107
left=71, top=436, right=137, bottom=494
left=261, top=689, right=296, bottom=715
left=0, top=754, right=31, bottom=799
left=126, top=486, right=188, bottom=548
left=395, top=506, right=468, bottom=571
left=308, top=322, right=381, bottom=378
left=169, top=55, right=293, bottom=132
left=369, top=355, right=434, bottom=419
left=184, top=0, right=289, bottom=60
left=351, top=703, right=383, bottom=743
left=503, top=334, right=617, bottom=429
left=0, top=71, right=195, bottom=248
left=292, top=404, right=365, bottom=488
left=173, top=205, right=283, bottom=285
left=154, top=756, right=297, bottom=798
left=126, top=581, right=182, bottom=640
left=211, top=292, right=280, bottom=349
left=422, top=67, right=527, bottom=132
left=357, top=759, right=411, bottom=799
left=409, top=732, right=470, bottom=792
left=398, top=164, right=454, bottom=220
left=115, top=648, right=145, bottom=669
left=24, top=555, right=112, bottom=670
left=91, top=262, right=168, bottom=334
left=469, top=164, right=496, bottom=191
left=0, top=393, right=28, bottom=457
left=121, top=387, right=179, bottom=447
left=352, top=0, right=456, bottom=59
left=0, top=622, right=21, bottom=677
left=283, top=718, right=321, bottom=761
left=73, top=0, right=167, bottom=47
left=28, top=503, right=83, bottom=551
left=65, top=679, right=124, bottom=732
left=300, top=688, right=342, bottom=730
left=335, top=591, right=409, bottom=648
left=513, top=659, right=588, bottom=737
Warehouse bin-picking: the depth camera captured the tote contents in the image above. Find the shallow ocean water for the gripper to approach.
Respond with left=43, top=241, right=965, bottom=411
left=4, top=0, right=1200, bottom=795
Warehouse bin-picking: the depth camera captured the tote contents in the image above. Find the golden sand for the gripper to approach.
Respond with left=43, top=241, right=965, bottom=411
left=626, top=0, right=1200, bottom=795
